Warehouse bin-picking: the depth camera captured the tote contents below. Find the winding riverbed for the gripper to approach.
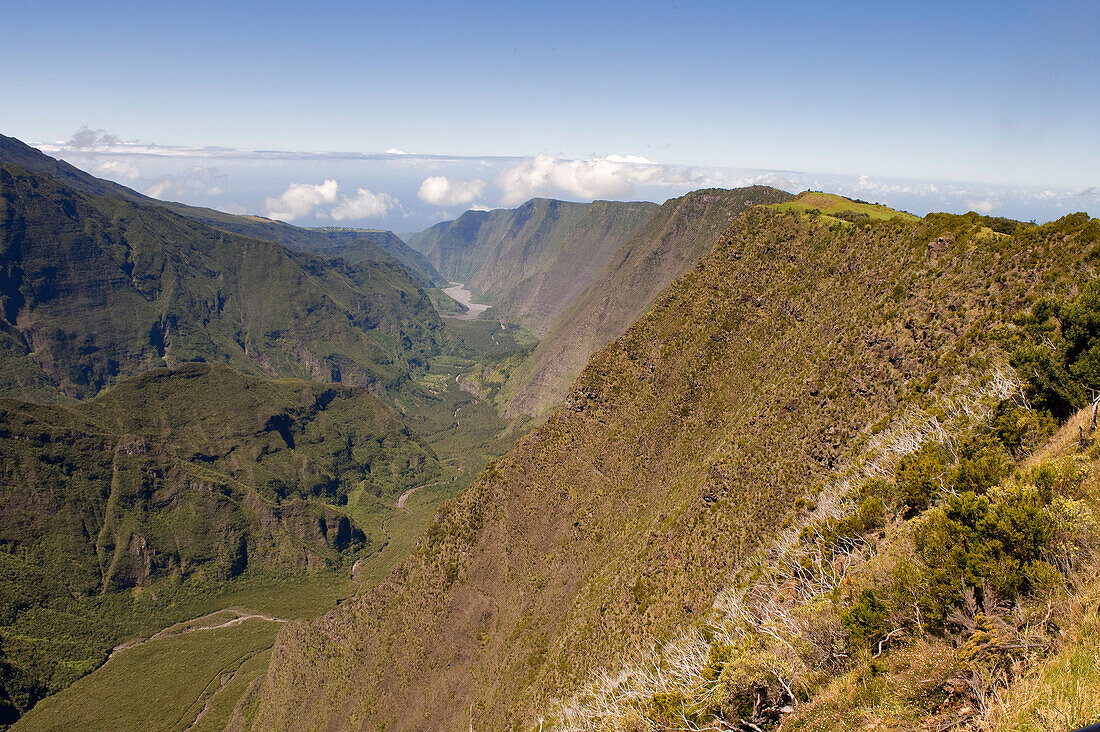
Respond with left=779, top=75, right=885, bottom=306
left=441, top=282, right=490, bottom=320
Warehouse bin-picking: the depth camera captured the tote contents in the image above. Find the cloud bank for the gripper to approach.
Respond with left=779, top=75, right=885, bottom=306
left=33, top=127, right=1096, bottom=228
left=494, top=153, right=684, bottom=206
left=265, top=180, right=397, bottom=221
left=67, top=126, right=121, bottom=148
left=417, top=176, right=486, bottom=207
left=965, top=198, right=1002, bottom=214
left=331, top=188, right=398, bottom=220
left=146, top=166, right=225, bottom=199
left=265, top=180, right=339, bottom=221
left=95, top=159, right=140, bottom=180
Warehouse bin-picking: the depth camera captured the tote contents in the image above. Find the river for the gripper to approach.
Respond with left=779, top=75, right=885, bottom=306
left=441, top=282, right=491, bottom=320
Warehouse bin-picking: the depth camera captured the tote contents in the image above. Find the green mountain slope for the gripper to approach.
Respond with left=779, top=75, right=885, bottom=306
left=0, top=362, right=438, bottom=721
left=502, top=186, right=794, bottom=417
left=406, top=198, right=659, bottom=334
left=158, top=210, right=446, bottom=289
left=1, top=132, right=446, bottom=311
left=239, top=205, right=1098, bottom=730
left=0, top=160, right=443, bottom=400
left=0, top=135, right=139, bottom=202
left=0, top=135, right=542, bottom=729
left=304, top=228, right=445, bottom=287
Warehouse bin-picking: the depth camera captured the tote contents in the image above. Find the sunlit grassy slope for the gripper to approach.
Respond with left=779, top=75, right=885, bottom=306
left=14, top=619, right=278, bottom=732
left=768, top=190, right=921, bottom=224
left=242, top=207, right=1099, bottom=730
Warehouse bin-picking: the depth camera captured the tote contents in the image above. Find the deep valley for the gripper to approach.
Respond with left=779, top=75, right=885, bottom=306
left=1, top=134, right=1099, bottom=732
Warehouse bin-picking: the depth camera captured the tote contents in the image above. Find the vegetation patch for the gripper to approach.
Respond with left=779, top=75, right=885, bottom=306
left=767, top=191, right=920, bottom=225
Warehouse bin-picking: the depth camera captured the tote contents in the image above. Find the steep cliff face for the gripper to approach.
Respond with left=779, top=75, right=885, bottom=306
left=406, top=198, right=659, bottom=334
left=301, top=228, right=446, bottom=287
left=0, top=362, right=438, bottom=714
left=0, top=363, right=434, bottom=589
left=502, top=186, right=794, bottom=417
left=241, top=207, right=1098, bottom=730
left=0, top=161, right=443, bottom=400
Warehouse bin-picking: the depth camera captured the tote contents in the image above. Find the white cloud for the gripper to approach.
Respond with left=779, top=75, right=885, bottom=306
left=856, top=173, right=937, bottom=197
left=331, top=188, right=398, bottom=220
left=965, top=198, right=1002, bottom=214
left=493, top=153, right=683, bottom=206
left=38, top=136, right=495, bottom=166
left=417, top=176, right=487, bottom=207
left=684, top=168, right=797, bottom=192
left=604, top=154, right=656, bottom=164
left=67, top=126, right=120, bottom=148
left=145, top=166, right=225, bottom=200
left=95, top=159, right=140, bottom=181
left=29, top=133, right=1091, bottom=227
left=265, top=179, right=339, bottom=221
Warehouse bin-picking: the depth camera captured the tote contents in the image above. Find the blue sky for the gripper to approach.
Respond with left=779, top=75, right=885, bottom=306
left=3, top=0, right=1098, bottom=228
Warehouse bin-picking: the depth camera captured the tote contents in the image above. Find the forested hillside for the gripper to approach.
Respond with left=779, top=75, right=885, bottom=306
left=0, top=363, right=437, bottom=721
left=0, top=137, right=535, bottom=729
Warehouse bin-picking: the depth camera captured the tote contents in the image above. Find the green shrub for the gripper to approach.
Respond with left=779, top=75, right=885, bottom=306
left=1059, top=280, right=1100, bottom=388
left=989, top=400, right=1056, bottom=457
left=702, top=642, right=732, bottom=681
left=712, top=647, right=786, bottom=721
left=647, top=691, right=690, bottom=726
left=1009, top=280, right=1100, bottom=420
left=855, top=495, right=885, bottom=532
left=895, top=443, right=948, bottom=516
left=841, top=589, right=889, bottom=651
left=980, top=485, right=1053, bottom=565
left=947, top=439, right=1013, bottom=495
left=1027, top=455, right=1090, bottom=502
left=914, top=486, right=1053, bottom=609
left=801, top=493, right=888, bottom=553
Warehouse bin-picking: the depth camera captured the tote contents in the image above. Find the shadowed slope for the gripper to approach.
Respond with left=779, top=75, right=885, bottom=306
left=502, top=186, right=794, bottom=417
left=302, top=228, right=445, bottom=287
left=0, top=161, right=443, bottom=400
left=407, top=198, right=659, bottom=333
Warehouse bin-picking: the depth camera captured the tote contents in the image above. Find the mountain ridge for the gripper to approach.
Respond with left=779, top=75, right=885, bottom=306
left=239, top=205, right=1099, bottom=730
left=0, top=134, right=440, bottom=293
left=0, top=154, right=444, bottom=400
